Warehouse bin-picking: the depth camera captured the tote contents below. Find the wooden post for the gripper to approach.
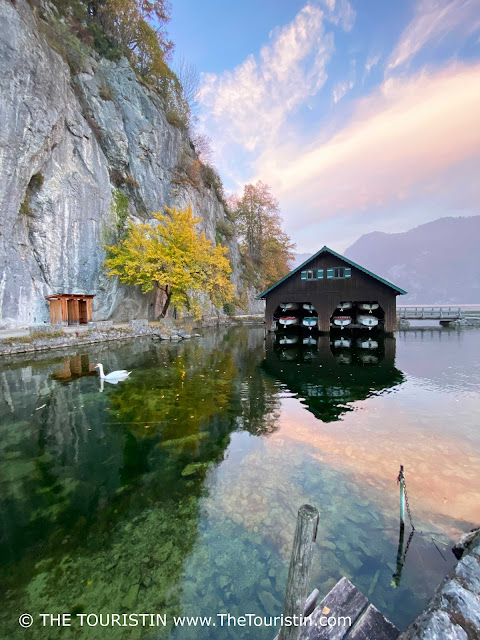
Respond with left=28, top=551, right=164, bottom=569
left=278, top=504, right=319, bottom=640
left=398, top=465, right=405, bottom=526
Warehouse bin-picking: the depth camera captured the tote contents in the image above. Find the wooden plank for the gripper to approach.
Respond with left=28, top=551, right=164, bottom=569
left=304, top=589, right=320, bottom=618
left=348, top=604, right=399, bottom=640
left=298, top=578, right=367, bottom=640
left=86, top=298, right=93, bottom=321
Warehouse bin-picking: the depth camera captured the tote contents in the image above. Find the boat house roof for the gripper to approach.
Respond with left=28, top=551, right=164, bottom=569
left=257, top=246, right=407, bottom=299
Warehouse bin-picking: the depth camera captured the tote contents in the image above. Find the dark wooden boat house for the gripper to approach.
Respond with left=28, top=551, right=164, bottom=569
left=45, top=294, right=94, bottom=325
left=258, top=246, right=406, bottom=332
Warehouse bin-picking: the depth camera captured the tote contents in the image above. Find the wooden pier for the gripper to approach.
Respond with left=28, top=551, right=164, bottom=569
left=397, top=306, right=463, bottom=322
left=275, top=505, right=399, bottom=640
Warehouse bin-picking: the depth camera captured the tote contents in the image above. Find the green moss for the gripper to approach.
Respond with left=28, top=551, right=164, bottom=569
left=19, top=173, right=44, bottom=217
left=98, top=85, right=114, bottom=101
left=2, top=330, right=65, bottom=345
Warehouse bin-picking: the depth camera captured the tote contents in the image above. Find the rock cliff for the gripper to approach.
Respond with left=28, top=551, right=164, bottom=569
left=0, top=0, right=246, bottom=326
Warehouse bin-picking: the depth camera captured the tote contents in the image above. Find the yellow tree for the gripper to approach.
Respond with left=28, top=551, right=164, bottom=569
left=104, top=205, right=234, bottom=317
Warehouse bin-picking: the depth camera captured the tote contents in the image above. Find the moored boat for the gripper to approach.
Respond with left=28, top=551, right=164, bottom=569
left=303, top=336, right=317, bottom=346
left=302, top=303, right=314, bottom=313
left=280, top=302, right=300, bottom=311
left=357, top=315, right=379, bottom=329
left=337, top=301, right=353, bottom=311
left=332, top=315, right=352, bottom=328
left=278, top=316, right=299, bottom=327
left=333, top=338, right=351, bottom=348
left=302, top=317, right=317, bottom=330
left=358, top=302, right=379, bottom=313
left=357, top=338, right=378, bottom=349
left=278, top=335, right=299, bottom=345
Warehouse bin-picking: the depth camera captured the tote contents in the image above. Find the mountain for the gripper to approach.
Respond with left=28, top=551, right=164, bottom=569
left=344, top=216, right=480, bottom=304
left=0, top=0, right=245, bottom=326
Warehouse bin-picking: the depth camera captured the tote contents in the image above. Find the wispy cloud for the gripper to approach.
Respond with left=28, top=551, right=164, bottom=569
left=364, top=54, right=380, bottom=76
left=198, top=4, right=335, bottom=154
left=198, top=1, right=356, bottom=161
left=332, top=78, right=355, bottom=103
left=387, top=0, right=480, bottom=70
left=256, top=63, right=480, bottom=226
left=321, top=0, right=356, bottom=31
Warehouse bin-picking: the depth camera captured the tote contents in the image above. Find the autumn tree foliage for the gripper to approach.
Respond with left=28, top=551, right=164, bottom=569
left=104, top=205, right=234, bottom=318
left=232, top=182, right=295, bottom=290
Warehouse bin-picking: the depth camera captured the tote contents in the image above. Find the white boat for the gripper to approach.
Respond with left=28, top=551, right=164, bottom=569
left=302, top=303, right=314, bottom=313
left=303, top=336, right=317, bottom=346
left=357, top=338, right=378, bottom=350
left=335, top=354, right=351, bottom=365
left=278, top=316, right=299, bottom=327
left=357, top=315, right=379, bottom=329
left=280, top=302, right=300, bottom=311
left=302, top=317, right=317, bottom=329
left=332, top=315, right=352, bottom=328
left=278, top=335, right=299, bottom=345
left=358, top=302, right=379, bottom=313
left=337, top=301, right=353, bottom=311
left=333, top=338, right=351, bottom=348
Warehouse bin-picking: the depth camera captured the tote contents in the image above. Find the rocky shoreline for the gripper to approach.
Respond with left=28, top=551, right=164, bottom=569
left=0, top=317, right=265, bottom=357
left=399, top=528, right=480, bottom=639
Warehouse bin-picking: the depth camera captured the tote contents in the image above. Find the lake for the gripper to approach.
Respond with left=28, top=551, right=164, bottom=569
left=1, top=326, right=479, bottom=639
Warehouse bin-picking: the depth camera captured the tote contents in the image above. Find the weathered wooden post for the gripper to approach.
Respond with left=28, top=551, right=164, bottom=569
left=278, top=504, right=319, bottom=640
left=398, top=465, right=405, bottom=527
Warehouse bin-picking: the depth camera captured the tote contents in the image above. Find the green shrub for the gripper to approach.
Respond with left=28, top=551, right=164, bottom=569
left=223, top=302, right=236, bottom=316
left=216, top=219, right=235, bottom=242
left=38, top=16, right=90, bottom=74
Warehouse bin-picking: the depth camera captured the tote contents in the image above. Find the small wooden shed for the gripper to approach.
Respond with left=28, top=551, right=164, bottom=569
left=45, top=294, right=94, bottom=325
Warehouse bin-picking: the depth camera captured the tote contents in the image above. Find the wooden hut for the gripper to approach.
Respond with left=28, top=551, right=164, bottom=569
left=45, top=294, right=94, bottom=326
left=257, top=246, right=406, bottom=332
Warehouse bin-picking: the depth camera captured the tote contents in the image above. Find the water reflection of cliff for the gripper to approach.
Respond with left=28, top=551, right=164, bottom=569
left=262, top=334, right=405, bottom=422
left=0, top=329, right=281, bottom=640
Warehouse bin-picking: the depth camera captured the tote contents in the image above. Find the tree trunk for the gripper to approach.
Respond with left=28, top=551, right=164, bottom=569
left=153, top=283, right=172, bottom=318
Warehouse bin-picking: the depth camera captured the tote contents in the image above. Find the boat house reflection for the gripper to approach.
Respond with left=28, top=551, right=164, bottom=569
left=262, top=334, right=404, bottom=422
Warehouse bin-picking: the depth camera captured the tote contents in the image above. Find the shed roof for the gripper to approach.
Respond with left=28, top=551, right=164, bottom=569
left=257, top=246, right=407, bottom=298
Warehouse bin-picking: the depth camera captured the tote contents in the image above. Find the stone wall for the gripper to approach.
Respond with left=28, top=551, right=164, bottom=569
left=399, top=530, right=480, bottom=640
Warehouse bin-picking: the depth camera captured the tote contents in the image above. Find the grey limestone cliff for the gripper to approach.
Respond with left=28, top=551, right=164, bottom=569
left=0, top=0, right=248, bottom=326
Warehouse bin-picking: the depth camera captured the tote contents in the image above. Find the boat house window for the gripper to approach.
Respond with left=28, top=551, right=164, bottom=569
left=327, top=267, right=352, bottom=279
left=301, top=269, right=324, bottom=280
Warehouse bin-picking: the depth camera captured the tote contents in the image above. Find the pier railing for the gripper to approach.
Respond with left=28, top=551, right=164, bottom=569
left=397, top=306, right=463, bottom=320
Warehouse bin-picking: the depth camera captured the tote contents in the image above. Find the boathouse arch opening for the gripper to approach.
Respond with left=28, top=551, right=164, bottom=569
left=329, top=300, right=385, bottom=330
left=274, top=301, right=319, bottom=331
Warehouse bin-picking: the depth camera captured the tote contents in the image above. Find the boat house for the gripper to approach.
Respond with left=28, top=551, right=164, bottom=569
left=257, top=246, right=406, bottom=333
left=45, top=294, right=95, bottom=325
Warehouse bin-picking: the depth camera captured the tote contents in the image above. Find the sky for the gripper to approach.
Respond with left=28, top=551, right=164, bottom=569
left=168, top=0, right=480, bottom=252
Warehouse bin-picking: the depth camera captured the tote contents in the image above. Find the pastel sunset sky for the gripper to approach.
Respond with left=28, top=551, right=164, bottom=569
left=169, top=0, right=480, bottom=252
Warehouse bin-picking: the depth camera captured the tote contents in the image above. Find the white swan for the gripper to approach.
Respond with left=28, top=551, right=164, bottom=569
left=95, top=363, right=131, bottom=384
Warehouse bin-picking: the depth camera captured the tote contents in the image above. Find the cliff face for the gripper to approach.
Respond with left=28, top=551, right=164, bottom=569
left=0, top=0, right=244, bottom=326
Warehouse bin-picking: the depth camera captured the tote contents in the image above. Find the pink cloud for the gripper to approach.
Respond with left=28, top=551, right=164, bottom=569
left=256, top=63, right=480, bottom=225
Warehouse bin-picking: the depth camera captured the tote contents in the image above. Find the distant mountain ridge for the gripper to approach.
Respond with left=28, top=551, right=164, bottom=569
left=344, top=216, right=480, bottom=304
